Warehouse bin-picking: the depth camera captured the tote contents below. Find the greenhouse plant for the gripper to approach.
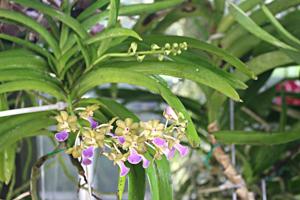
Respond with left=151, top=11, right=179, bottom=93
left=0, top=0, right=300, bottom=199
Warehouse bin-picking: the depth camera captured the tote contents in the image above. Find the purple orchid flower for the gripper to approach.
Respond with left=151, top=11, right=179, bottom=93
left=127, top=148, right=142, bottom=164
left=127, top=148, right=150, bottom=168
left=117, top=136, right=125, bottom=144
left=90, top=23, right=104, bottom=35
left=141, top=157, right=150, bottom=168
left=164, top=106, right=178, bottom=121
left=82, top=146, right=94, bottom=158
left=82, top=157, right=92, bottom=165
left=152, top=137, right=167, bottom=147
left=88, top=117, right=98, bottom=129
left=174, top=143, right=189, bottom=157
left=117, top=161, right=130, bottom=177
left=55, top=130, right=69, bottom=142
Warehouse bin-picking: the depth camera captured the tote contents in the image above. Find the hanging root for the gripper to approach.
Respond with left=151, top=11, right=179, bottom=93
left=208, top=121, right=255, bottom=200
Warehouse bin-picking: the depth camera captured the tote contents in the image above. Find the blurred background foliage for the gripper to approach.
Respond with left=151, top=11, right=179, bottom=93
left=0, top=0, right=300, bottom=199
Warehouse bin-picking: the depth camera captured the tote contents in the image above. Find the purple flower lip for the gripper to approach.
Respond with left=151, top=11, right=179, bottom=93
left=55, top=130, right=69, bottom=142
left=117, top=136, right=125, bottom=144
left=82, top=158, right=92, bottom=165
left=152, top=137, right=167, bottom=148
left=90, top=23, right=104, bottom=35
left=82, top=146, right=94, bottom=158
left=174, top=143, right=189, bottom=157
left=164, top=106, right=178, bottom=120
left=127, top=149, right=142, bottom=164
left=167, top=147, right=176, bottom=160
left=117, top=161, right=130, bottom=177
left=88, top=117, right=98, bottom=129
left=142, top=156, right=150, bottom=168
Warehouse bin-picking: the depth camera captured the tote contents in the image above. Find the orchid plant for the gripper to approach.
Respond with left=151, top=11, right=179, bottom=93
left=1, top=0, right=300, bottom=199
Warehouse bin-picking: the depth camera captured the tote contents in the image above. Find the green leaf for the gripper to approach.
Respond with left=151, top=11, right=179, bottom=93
left=84, top=27, right=142, bottom=45
left=229, top=3, right=296, bottom=51
left=222, top=0, right=300, bottom=48
left=0, top=69, right=61, bottom=86
left=0, top=80, right=65, bottom=100
left=143, top=35, right=255, bottom=79
left=0, top=34, right=53, bottom=61
left=235, top=50, right=293, bottom=82
left=0, top=144, right=16, bottom=184
left=72, top=69, right=200, bottom=146
left=98, top=61, right=241, bottom=101
left=0, top=112, right=55, bottom=151
left=0, top=9, right=60, bottom=57
left=77, top=0, right=110, bottom=21
left=82, top=0, right=184, bottom=30
left=128, top=164, right=146, bottom=200
left=214, top=130, right=300, bottom=145
left=261, top=4, right=300, bottom=49
left=11, top=0, right=88, bottom=38
left=117, top=175, right=126, bottom=200
left=154, top=157, right=173, bottom=200
left=108, top=0, right=120, bottom=27
left=0, top=53, right=47, bottom=71
left=78, top=97, right=139, bottom=121
left=217, top=0, right=263, bottom=32
left=146, top=161, right=160, bottom=200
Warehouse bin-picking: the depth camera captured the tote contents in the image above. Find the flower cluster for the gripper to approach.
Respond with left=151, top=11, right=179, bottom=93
left=128, top=42, right=188, bottom=62
left=54, top=105, right=189, bottom=177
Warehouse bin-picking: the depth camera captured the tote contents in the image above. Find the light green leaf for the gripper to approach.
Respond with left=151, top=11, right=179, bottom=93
left=77, top=0, right=110, bottom=21
left=117, top=175, right=126, bottom=200
left=82, top=0, right=183, bottom=30
left=261, top=4, right=300, bottom=49
left=229, top=3, right=296, bottom=51
left=84, top=27, right=142, bottom=45
left=11, top=0, right=88, bottom=38
left=128, top=164, right=146, bottom=200
left=0, top=34, right=53, bottom=61
left=0, top=144, right=16, bottom=184
left=0, top=112, right=55, bottom=151
left=214, top=130, right=300, bottom=145
left=0, top=80, right=65, bottom=100
left=98, top=61, right=241, bottom=101
left=0, top=9, right=60, bottom=57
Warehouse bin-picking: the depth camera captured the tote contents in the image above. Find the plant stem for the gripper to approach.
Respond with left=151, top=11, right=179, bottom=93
left=30, top=148, right=62, bottom=200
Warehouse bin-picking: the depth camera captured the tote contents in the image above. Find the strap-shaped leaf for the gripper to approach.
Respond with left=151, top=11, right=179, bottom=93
left=0, top=9, right=60, bottom=57
left=72, top=69, right=200, bottom=146
left=97, top=61, right=241, bottom=101
left=0, top=80, right=65, bottom=100
left=0, top=112, right=55, bottom=151
left=143, top=35, right=255, bottom=79
left=77, top=0, right=110, bottom=21
left=0, top=34, right=53, bottom=60
left=108, top=0, right=120, bottom=27
left=229, top=3, right=296, bottom=51
left=214, top=130, right=300, bottom=145
left=82, top=0, right=183, bottom=30
left=222, top=0, right=300, bottom=48
left=85, top=27, right=142, bottom=45
left=261, top=4, right=300, bottom=49
left=11, top=0, right=88, bottom=39
left=0, top=144, right=16, bottom=184
left=0, top=54, right=47, bottom=71
left=217, top=0, right=263, bottom=32
left=235, top=50, right=293, bottom=82
left=128, top=164, right=146, bottom=200
left=0, top=69, right=61, bottom=86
